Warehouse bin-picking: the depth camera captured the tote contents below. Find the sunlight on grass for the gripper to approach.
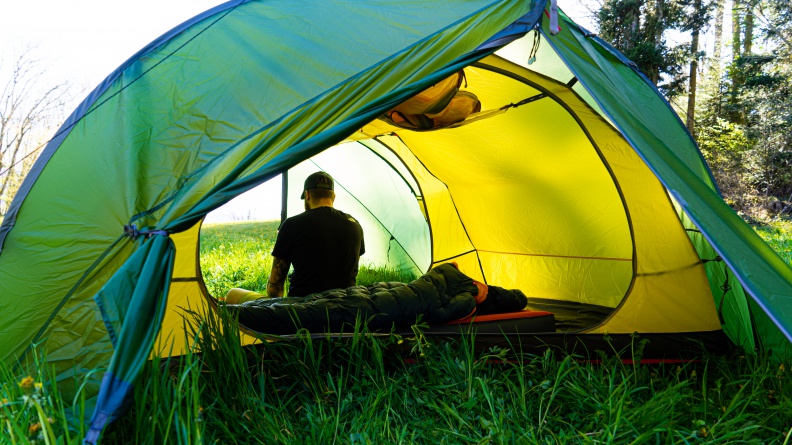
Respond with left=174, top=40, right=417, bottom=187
left=754, top=220, right=792, bottom=265
left=199, top=220, right=417, bottom=297
left=199, top=220, right=280, bottom=297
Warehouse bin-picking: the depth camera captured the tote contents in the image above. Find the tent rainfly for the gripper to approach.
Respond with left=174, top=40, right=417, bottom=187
left=1, top=0, right=791, bottom=441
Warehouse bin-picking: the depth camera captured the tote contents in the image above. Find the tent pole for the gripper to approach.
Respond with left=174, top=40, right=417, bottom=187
left=280, top=171, right=288, bottom=226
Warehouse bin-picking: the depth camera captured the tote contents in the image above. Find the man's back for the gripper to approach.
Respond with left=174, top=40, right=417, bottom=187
left=272, top=206, right=365, bottom=297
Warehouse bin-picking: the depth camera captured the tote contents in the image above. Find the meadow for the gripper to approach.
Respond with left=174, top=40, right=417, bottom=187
left=1, top=220, right=791, bottom=444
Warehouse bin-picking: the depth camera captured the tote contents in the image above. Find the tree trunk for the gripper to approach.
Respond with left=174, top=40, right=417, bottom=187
left=652, top=0, right=665, bottom=84
left=711, top=0, right=725, bottom=116
left=729, top=0, right=744, bottom=123
left=743, top=0, right=754, bottom=55
left=686, top=0, right=703, bottom=135
left=732, top=0, right=742, bottom=60
left=713, top=0, right=724, bottom=68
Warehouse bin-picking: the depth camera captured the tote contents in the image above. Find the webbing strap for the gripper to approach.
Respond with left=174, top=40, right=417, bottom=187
left=717, top=261, right=732, bottom=325
left=123, top=224, right=169, bottom=239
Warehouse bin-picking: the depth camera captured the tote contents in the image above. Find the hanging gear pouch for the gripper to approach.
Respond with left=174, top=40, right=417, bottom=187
left=385, top=71, right=481, bottom=130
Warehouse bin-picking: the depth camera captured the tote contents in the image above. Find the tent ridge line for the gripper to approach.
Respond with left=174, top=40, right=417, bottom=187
left=433, top=250, right=478, bottom=264
left=359, top=141, right=419, bottom=197
left=369, top=137, right=434, bottom=272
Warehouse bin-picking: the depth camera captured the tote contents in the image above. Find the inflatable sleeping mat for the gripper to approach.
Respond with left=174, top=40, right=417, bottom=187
left=421, top=310, right=556, bottom=335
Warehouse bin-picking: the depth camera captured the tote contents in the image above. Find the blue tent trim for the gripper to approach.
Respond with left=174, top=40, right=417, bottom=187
left=83, top=372, right=134, bottom=444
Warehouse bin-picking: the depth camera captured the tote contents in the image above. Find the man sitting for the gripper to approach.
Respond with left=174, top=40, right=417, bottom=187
left=266, top=171, right=365, bottom=297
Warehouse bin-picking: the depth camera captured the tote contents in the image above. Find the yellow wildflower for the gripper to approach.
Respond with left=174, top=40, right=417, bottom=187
left=28, top=422, right=41, bottom=435
left=19, top=376, right=34, bottom=389
left=34, top=382, right=43, bottom=391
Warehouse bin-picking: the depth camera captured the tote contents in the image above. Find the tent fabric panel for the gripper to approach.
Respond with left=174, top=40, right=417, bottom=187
left=542, top=12, right=717, bottom=190
left=171, top=220, right=201, bottom=280
left=671, top=198, right=756, bottom=351
left=155, top=0, right=538, bottom=230
left=434, top=253, right=485, bottom=283
left=155, top=281, right=202, bottom=357
left=544, top=11, right=792, bottom=342
left=0, top=0, right=534, bottom=370
left=485, top=52, right=720, bottom=331
left=594, top=265, right=722, bottom=334
left=157, top=220, right=261, bottom=357
left=375, top=135, right=477, bottom=263
left=156, top=280, right=261, bottom=358
left=0, top=0, right=253, bottom=251
left=495, top=31, right=610, bottom=122
left=392, top=60, right=634, bottom=306
left=747, top=297, right=792, bottom=358
left=478, top=251, right=631, bottom=307
left=286, top=143, right=431, bottom=275
left=358, top=140, right=422, bottom=197
left=155, top=222, right=204, bottom=357
left=535, top=72, right=721, bottom=332
left=88, top=235, right=175, bottom=438
left=397, top=92, right=631, bottom=261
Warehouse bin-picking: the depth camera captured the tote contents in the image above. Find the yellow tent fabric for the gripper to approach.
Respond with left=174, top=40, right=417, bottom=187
left=155, top=50, right=721, bottom=357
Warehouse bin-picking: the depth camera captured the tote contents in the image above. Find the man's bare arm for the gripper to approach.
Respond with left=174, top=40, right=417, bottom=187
left=266, top=256, right=291, bottom=297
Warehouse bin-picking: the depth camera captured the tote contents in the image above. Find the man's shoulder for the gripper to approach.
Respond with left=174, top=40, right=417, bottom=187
left=336, top=209, right=361, bottom=226
left=285, top=207, right=362, bottom=230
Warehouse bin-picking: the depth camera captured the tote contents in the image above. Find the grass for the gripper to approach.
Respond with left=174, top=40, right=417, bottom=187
left=200, top=221, right=280, bottom=298
left=199, top=220, right=418, bottom=298
left=754, top=219, right=792, bottom=265
left=2, top=219, right=792, bottom=444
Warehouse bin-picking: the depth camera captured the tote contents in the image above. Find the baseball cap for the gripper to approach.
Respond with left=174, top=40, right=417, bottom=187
left=301, top=171, right=334, bottom=199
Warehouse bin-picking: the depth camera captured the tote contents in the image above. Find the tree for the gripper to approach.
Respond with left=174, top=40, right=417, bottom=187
left=597, top=0, right=692, bottom=97
left=0, top=46, right=71, bottom=219
left=699, top=0, right=792, bottom=214
left=685, top=0, right=708, bottom=136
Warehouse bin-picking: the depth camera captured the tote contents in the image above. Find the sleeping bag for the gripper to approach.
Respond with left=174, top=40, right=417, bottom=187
left=226, top=263, right=527, bottom=335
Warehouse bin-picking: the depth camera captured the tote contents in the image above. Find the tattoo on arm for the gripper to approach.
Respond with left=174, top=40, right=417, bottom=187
left=267, top=257, right=290, bottom=297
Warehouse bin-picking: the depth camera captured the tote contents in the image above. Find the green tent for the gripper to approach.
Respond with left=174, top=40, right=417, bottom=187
left=1, top=0, right=790, bottom=440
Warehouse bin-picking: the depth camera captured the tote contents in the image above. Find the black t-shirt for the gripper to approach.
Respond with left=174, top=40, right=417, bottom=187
left=272, top=206, right=365, bottom=297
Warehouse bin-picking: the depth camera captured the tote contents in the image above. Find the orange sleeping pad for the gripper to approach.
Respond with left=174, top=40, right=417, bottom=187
left=423, top=310, right=556, bottom=335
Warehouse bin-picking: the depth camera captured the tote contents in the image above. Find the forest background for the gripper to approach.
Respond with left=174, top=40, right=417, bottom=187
left=1, top=0, right=791, bottom=222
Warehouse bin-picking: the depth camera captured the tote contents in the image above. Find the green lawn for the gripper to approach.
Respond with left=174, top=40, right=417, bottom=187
left=754, top=220, right=792, bottom=265
left=2, top=219, right=791, bottom=444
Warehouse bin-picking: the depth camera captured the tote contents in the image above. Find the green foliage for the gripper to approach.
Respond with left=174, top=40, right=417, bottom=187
left=98, top=311, right=792, bottom=444
left=199, top=220, right=280, bottom=297
left=356, top=266, right=418, bottom=287
left=596, top=0, right=697, bottom=97
left=0, top=346, right=88, bottom=444
left=199, top=220, right=418, bottom=299
left=691, top=0, right=792, bottom=210
left=754, top=219, right=792, bottom=265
